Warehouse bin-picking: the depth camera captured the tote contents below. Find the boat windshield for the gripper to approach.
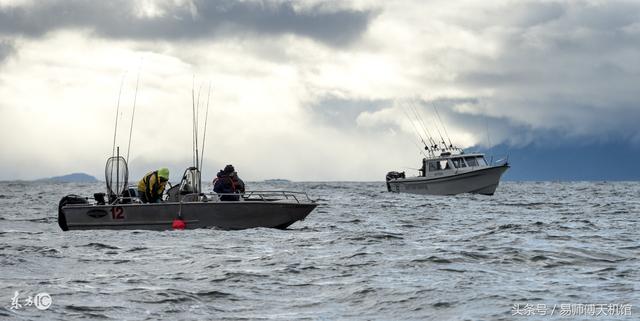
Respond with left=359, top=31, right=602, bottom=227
left=428, top=160, right=451, bottom=171
left=477, top=156, right=487, bottom=166
left=452, top=157, right=466, bottom=168
left=181, top=168, right=201, bottom=194
left=464, top=157, right=479, bottom=167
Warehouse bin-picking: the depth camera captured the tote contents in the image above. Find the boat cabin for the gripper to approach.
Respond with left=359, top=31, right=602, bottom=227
left=421, top=153, right=488, bottom=177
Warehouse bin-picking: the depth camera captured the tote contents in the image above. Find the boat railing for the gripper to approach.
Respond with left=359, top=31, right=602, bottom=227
left=492, top=154, right=509, bottom=166
left=239, top=190, right=313, bottom=203
left=100, top=190, right=314, bottom=205
left=174, top=190, right=313, bottom=203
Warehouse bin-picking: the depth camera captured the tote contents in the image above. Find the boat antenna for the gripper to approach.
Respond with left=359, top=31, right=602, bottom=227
left=112, top=72, right=127, bottom=158
left=430, top=103, right=450, bottom=149
left=199, top=82, right=212, bottom=169
left=126, top=59, right=143, bottom=164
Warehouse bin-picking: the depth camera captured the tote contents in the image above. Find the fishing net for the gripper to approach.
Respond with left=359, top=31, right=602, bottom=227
left=105, top=156, right=128, bottom=196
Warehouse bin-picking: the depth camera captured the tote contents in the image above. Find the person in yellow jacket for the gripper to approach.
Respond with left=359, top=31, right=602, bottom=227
left=137, top=168, right=170, bottom=203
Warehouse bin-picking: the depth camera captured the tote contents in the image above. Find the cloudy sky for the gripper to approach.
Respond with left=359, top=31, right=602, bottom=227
left=1, top=0, right=639, bottom=181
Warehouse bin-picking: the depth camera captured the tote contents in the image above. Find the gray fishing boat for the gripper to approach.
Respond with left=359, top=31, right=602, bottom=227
left=386, top=103, right=510, bottom=195
left=58, top=158, right=317, bottom=231
left=386, top=149, right=509, bottom=195
left=58, top=81, right=318, bottom=231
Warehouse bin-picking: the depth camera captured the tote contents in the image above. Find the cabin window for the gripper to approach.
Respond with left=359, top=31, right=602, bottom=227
left=452, top=157, right=466, bottom=168
left=477, top=156, right=487, bottom=166
left=428, top=161, right=440, bottom=171
left=440, top=160, right=450, bottom=170
left=465, top=157, right=479, bottom=167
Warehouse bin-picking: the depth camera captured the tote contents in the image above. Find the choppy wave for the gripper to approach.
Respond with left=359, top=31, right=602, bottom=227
left=0, top=181, right=639, bottom=320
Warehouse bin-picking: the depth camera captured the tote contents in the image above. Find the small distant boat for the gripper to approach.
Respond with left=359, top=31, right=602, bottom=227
left=386, top=149, right=509, bottom=195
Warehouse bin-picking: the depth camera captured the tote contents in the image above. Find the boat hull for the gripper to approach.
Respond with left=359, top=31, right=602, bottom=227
left=387, top=165, right=509, bottom=196
left=60, top=201, right=317, bottom=231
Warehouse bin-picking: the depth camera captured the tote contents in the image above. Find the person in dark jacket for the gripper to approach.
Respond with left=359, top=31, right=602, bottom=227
left=230, top=171, right=245, bottom=194
left=137, top=168, right=170, bottom=203
left=213, top=164, right=244, bottom=201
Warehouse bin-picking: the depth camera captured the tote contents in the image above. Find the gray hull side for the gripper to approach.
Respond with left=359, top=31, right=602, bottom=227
left=388, top=165, right=509, bottom=196
left=62, top=201, right=317, bottom=231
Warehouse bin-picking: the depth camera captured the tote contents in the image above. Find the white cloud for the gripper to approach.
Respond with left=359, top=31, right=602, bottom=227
left=1, top=0, right=639, bottom=181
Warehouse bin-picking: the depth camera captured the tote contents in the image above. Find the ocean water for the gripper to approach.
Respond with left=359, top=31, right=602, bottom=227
left=0, top=181, right=638, bottom=320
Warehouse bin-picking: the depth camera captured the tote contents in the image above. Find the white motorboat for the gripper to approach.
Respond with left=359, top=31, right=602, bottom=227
left=386, top=149, right=509, bottom=195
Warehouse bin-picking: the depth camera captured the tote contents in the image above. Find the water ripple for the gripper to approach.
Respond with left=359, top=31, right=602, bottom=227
left=0, top=181, right=638, bottom=320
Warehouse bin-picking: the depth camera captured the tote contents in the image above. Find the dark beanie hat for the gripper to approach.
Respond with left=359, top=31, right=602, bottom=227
left=224, top=164, right=235, bottom=174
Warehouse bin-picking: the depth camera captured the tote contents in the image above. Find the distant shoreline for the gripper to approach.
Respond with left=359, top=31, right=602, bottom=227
left=2, top=173, right=101, bottom=183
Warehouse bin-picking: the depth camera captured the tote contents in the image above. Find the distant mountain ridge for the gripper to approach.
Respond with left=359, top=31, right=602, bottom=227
left=38, top=173, right=99, bottom=183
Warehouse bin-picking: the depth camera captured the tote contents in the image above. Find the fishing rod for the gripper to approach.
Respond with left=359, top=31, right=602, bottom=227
left=109, top=72, right=127, bottom=189
left=481, top=100, right=492, bottom=149
left=191, top=75, right=196, bottom=169
left=408, top=102, right=428, bottom=142
left=400, top=103, right=431, bottom=157
left=195, top=79, right=209, bottom=170
left=200, top=82, right=212, bottom=170
left=126, top=60, right=143, bottom=165
left=432, top=103, right=453, bottom=149
left=406, top=98, right=440, bottom=150
left=112, top=72, right=127, bottom=158
left=410, top=139, right=429, bottom=158
left=408, top=100, right=438, bottom=149
left=427, top=103, right=447, bottom=150
left=407, top=102, right=438, bottom=154
left=195, top=82, right=204, bottom=171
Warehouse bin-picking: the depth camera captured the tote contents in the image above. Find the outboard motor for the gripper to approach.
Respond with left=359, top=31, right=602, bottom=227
left=58, top=194, right=89, bottom=231
left=94, top=193, right=106, bottom=205
left=385, top=171, right=405, bottom=192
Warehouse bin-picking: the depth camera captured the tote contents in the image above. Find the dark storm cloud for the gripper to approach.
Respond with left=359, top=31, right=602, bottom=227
left=457, top=1, right=565, bottom=30
left=416, top=97, right=640, bottom=149
left=453, top=1, right=640, bottom=143
left=0, top=0, right=374, bottom=46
